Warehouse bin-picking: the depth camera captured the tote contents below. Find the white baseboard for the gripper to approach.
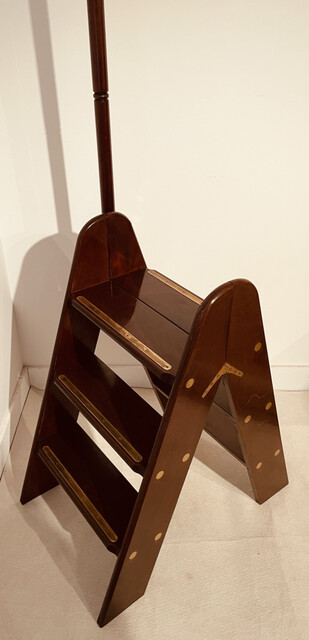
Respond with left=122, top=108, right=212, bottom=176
left=271, top=365, right=309, bottom=391
left=27, top=366, right=49, bottom=390
left=28, top=363, right=309, bottom=392
left=0, top=368, right=30, bottom=478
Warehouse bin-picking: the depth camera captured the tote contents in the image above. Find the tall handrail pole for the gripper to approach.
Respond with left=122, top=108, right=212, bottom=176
left=87, top=0, right=115, bottom=213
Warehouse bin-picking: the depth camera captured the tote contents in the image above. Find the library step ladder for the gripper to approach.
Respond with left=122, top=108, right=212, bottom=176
left=21, top=0, right=288, bottom=628
left=21, top=211, right=288, bottom=626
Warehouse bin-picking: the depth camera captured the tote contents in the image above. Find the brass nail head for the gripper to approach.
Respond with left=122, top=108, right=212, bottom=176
left=156, top=471, right=164, bottom=480
left=254, top=342, right=262, bottom=352
left=256, top=462, right=262, bottom=470
left=244, top=415, right=252, bottom=424
left=274, top=449, right=281, bottom=457
left=129, top=551, right=137, bottom=560
left=182, top=453, right=190, bottom=463
left=265, top=402, right=272, bottom=411
left=186, top=378, right=195, bottom=389
left=154, top=533, right=162, bottom=541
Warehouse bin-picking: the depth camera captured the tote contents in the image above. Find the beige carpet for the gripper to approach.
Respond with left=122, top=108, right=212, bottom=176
left=0, top=387, right=308, bottom=640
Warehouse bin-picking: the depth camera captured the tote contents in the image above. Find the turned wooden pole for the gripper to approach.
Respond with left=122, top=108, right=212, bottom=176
left=87, top=0, right=115, bottom=213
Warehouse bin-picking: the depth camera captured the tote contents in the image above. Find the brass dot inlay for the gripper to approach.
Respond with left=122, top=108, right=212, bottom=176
left=244, top=415, right=252, bottom=424
left=129, top=551, right=137, bottom=560
left=274, top=449, right=281, bottom=457
left=156, top=470, right=164, bottom=480
left=256, top=462, right=262, bottom=470
left=265, top=402, right=272, bottom=411
left=154, top=533, right=162, bottom=541
left=182, top=453, right=190, bottom=463
left=254, top=342, right=262, bottom=352
left=186, top=378, right=195, bottom=389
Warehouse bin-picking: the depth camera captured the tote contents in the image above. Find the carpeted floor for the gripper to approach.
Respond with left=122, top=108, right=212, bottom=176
left=0, top=387, right=308, bottom=640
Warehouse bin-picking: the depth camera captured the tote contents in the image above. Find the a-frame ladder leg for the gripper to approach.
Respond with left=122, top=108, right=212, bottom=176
left=96, top=279, right=288, bottom=625
left=21, top=215, right=110, bottom=504
left=20, top=306, right=99, bottom=505
left=225, top=280, right=288, bottom=504
left=98, top=282, right=234, bottom=626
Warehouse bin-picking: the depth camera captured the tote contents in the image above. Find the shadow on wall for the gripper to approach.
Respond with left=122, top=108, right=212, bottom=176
left=0, top=240, right=23, bottom=477
left=8, top=4, right=116, bottom=618
left=7, top=0, right=105, bottom=619
left=14, top=233, right=77, bottom=368
left=13, top=0, right=78, bottom=369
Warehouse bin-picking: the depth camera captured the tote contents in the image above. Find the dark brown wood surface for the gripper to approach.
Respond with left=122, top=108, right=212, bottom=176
left=21, top=212, right=146, bottom=504
left=115, top=269, right=200, bottom=333
left=87, top=0, right=114, bottom=213
left=226, top=280, right=288, bottom=503
left=72, top=280, right=188, bottom=383
left=38, top=411, right=137, bottom=554
left=205, top=400, right=244, bottom=462
left=21, top=215, right=109, bottom=504
left=21, top=0, right=289, bottom=628
left=98, top=281, right=234, bottom=625
left=21, top=212, right=289, bottom=628
left=53, top=343, right=161, bottom=474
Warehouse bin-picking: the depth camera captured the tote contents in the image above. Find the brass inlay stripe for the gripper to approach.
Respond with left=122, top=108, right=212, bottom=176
left=148, top=270, right=203, bottom=305
left=202, top=362, right=244, bottom=398
left=40, top=446, right=118, bottom=543
left=56, top=375, right=142, bottom=464
left=75, top=296, right=172, bottom=371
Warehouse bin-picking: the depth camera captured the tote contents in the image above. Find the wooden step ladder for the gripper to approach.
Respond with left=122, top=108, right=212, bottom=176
left=21, top=0, right=288, bottom=628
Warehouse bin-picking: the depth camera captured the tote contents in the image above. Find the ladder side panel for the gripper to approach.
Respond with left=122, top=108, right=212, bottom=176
left=98, top=284, right=234, bottom=626
left=226, top=280, right=288, bottom=503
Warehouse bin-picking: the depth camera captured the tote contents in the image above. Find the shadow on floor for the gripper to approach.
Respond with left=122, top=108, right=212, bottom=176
left=5, top=403, right=116, bottom=622
left=195, top=431, right=255, bottom=500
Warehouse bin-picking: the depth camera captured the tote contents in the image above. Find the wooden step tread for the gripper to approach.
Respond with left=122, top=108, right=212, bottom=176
left=114, top=269, right=201, bottom=334
left=72, top=280, right=189, bottom=382
left=53, top=345, right=161, bottom=474
left=38, top=416, right=137, bottom=554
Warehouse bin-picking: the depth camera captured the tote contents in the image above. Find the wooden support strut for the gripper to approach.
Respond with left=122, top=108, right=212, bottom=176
left=87, top=0, right=114, bottom=214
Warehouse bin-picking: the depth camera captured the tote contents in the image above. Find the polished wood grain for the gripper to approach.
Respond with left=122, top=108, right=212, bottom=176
left=87, top=0, right=114, bottom=213
left=75, top=296, right=173, bottom=371
left=205, top=401, right=245, bottom=463
left=40, top=445, right=119, bottom=544
left=52, top=343, right=161, bottom=474
left=21, top=0, right=288, bottom=629
left=21, top=213, right=145, bottom=503
left=38, top=413, right=137, bottom=554
left=107, top=213, right=146, bottom=278
left=21, top=211, right=289, bottom=627
left=98, top=281, right=234, bottom=625
left=115, top=269, right=200, bottom=333
left=72, top=278, right=188, bottom=382
left=225, top=280, right=288, bottom=503
left=55, top=375, right=144, bottom=463
left=148, top=270, right=203, bottom=304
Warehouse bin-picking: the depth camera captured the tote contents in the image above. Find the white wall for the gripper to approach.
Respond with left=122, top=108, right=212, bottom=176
left=0, top=0, right=309, bottom=388
left=0, top=237, right=26, bottom=474
left=0, top=241, right=17, bottom=423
